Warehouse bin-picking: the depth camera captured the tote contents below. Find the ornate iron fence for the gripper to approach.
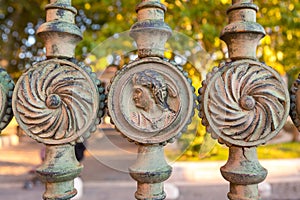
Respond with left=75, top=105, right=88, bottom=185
left=0, top=0, right=297, bottom=199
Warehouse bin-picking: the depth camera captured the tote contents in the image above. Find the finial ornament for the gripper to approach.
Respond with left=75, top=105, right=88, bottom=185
left=0, top=68, right=14, bottom=132
left=130, top=0, right=172, bottom=58
left=290, top=74, right=300, bottom=132
left=220, top=0, right=265, bottom=60
left=37, top=0, right=82, bottom=58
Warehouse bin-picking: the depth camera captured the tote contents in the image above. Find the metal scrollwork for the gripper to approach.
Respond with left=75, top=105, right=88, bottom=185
left=198, top=59, right=290, bottom=146
left=0, top=68, right=14, bottom=132
left=13, top=59, right=104, bottom=144
left=108, top=57, right=195, bottom=144
left=290, top=73, right=300, bottom=132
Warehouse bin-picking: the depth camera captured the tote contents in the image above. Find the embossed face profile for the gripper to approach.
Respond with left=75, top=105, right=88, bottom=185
left=132, top=86, right=152, bottom=111
left=130, top=70, right=176, bottom=131
left=107, top=58, right=195, bottom=144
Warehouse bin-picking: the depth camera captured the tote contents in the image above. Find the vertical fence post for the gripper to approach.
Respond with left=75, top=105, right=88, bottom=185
left=107, top=0, right=195, bottom=199
left=291, top=74, right=300, bottom=132
left=12, top=0, right=105, bottom=199
left=0, top=68, right=14, bottom=134
left=198, top=1, right=290, bottom=199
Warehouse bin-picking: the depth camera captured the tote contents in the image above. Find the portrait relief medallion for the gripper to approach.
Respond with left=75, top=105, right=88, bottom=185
left=123, top=69, right=180, bottom=132
left=108, top=57, right=194, bottom=144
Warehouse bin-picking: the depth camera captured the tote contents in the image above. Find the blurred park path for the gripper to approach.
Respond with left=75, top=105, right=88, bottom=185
left=0, top=128, right=300, bottom=200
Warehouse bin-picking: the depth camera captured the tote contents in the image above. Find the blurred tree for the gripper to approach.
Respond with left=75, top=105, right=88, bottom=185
left=0, top=0, right=47, bottom=79
left=0, top=0, right=299, bottom=159
left=0, top=0, right=299, bottom=81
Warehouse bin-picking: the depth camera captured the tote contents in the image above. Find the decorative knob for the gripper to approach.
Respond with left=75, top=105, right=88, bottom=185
left=239, top=95, right=256, bottom=111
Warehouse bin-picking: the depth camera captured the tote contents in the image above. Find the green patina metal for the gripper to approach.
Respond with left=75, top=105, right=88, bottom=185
left=0, top=68, right=14, bottom=132
left=108, top=0, right=195, bottom=199
left=12, top=0, right=105, bottom=199
left=5, top=0, right=295, bottom=199
left=198, top=1, right=290, bottom=199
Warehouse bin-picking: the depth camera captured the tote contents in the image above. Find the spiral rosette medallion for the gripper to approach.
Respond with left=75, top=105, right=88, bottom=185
left=198, top=60, right=290, bottom=147
left=13, top=59, right=101, bottom=145
left=290, top=73, right=300, bottom=132
left=0, top=68, right=14, bottom=132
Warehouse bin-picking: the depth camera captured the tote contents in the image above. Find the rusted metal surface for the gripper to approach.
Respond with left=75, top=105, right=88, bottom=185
left=220, top=3, right=266, bottom=61
left=37, top=0, right=82, bottom=58
left=12, top=0, right=105, bottom=199
left=221, top=146, right=267, bottom=200
left=130, top=0, right=172, bottom=58
left=198, top=1, right=290, bottom=200
left=129, top=145, right=172, bottom=200
left=290, top=74, right=300, bottom=132
left=107, top=0, right=195, bottom=199
left=0, top=68, right=14, bottom=132
left=37, top=144, right=83, bottom=200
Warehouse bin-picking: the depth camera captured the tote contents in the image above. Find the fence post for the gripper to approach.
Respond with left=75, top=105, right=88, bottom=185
left=107, top=0, right=195, bottom=199
left=12, top=0, right=105, bottom=199
left=198, top=1, right=290, bottom=199
left=291, top=74, right=300, bottom=132
left=0, top=68, right=14, bottom=133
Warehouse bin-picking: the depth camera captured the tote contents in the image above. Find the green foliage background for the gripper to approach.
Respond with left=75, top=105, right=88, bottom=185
left=0, top=0, right=299, bottom=80
left=0, top=0, right=299, bottom=159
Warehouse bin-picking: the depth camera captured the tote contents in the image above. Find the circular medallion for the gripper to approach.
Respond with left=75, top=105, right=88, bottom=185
left=108, top=57, right=195, bottom=144
left=198, top=60, right=290, bottom=147
left=0, top=68, right=14, bottom=132
left=13, top=59, right=101, bottom=145
left=290, top=73, right=300, bottom=131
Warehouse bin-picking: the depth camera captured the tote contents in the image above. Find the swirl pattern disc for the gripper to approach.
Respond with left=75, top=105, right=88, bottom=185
left=290, top=73, right=300, bottom=132
left=13, top=59, right=99, bottom=145
left=0, top=68, right=14, bottom=132
left=201, top=60, right=290, bottom=146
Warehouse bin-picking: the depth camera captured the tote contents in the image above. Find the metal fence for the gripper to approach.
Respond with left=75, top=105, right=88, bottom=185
left=0, top=0, right=298, bottom=199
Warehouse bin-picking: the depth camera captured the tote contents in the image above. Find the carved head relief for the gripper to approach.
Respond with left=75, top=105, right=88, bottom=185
left=130, top=69, right=177, bottom=132
left=108, top=57, right=195, bottom=144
